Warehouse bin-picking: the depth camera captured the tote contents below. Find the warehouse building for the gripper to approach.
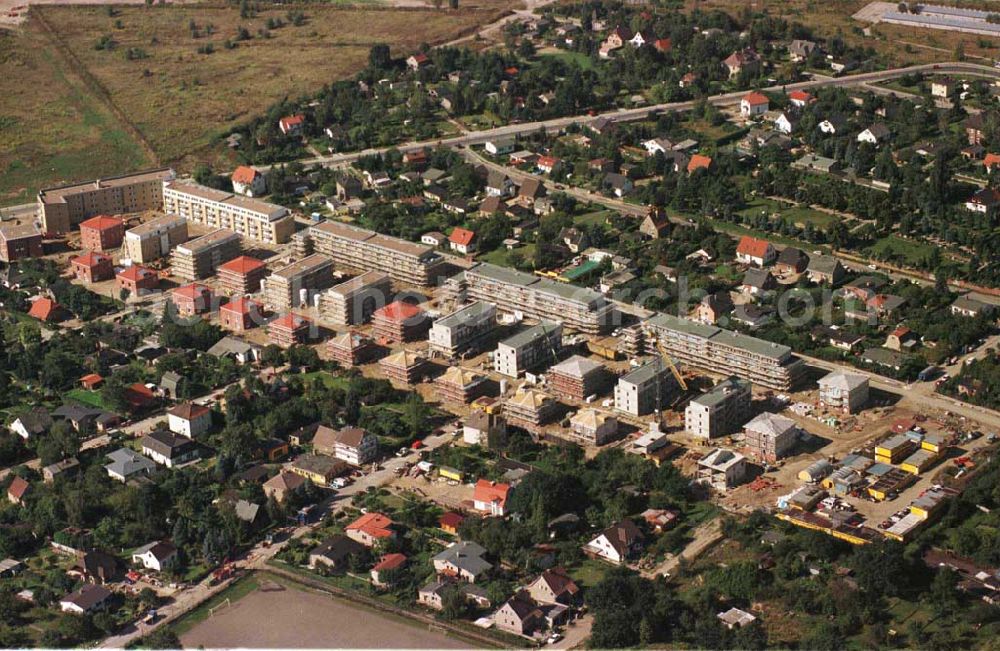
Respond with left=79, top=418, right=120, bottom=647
left=445, top=263, right=614, bottom=334
left=123, top=214, right=188, bottom=264
left=428, top=302, right=497, bottom=359
left=162, top=180, right=294, bottom=244
left=684, top=377, right=752, bottom=439
left=320, top=272, right=392, bottom=326
left=295, top=220, right=444, bottom=287
left=644, top=312, right=804, bottom=390
left=38, top=168, right=175, bottom=234
left=170, top=229, right=242, bottom=281
left=263, top=254, right=335, bottom=312
left=494, top=322, right=562, bottom=378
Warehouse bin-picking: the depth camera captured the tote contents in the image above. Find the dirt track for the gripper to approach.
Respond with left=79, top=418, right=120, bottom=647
left=179, top=581, right=469, bottom=649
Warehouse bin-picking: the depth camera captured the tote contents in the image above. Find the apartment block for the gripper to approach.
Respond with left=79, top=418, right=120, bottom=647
left=372, top=301, right=429, bottom=344
left=297, top=220, right=444, bottom=287
left=817, top=371, right=869, bottom=414
left=263, top=254, right=335, bottom=312
left=614, top=360, right=679, bottom=417
left=379, top=349, right=429, bottom=385
left=78, top=215, right=125, bottom=252
left=70, top=251, right=114, bottom=283
left=494, top=322, right=562, bottom=378
left=217, top=255, right=267, bottom=296
left=268, top=313, right=312, bottom=348
left=743, top=412, right=799, bottom=463
left=684, top=377, right=752, bottom=439
left=644, top=312, right=805, bottom=390
left=116, top=265, right=159, bottom=296
left=123, top=214, right=188, bottom=264
left=170, top=229, right=241, bottom=281
left=38, top=168, right=175, bottom=234
left=219, top=297, right=263, bottom=332
left=327, top=331, right=380, bottom=368
left=0, top=224, right=43, bottom=262
left=569, top=409, right=619, bottom=445
left=547, top=355, right=610, bottom=401
left=504, top=388, right=558, bottom=434
left=435, top=367, right=489, bottom=404
left=170, top=283, right=214, bottom=317
left=319, top=271, right=391, bottom=326
left=162, top=180, right=294, bottom=244
left=428, top=302, right=497, bottom=359
left=448, top=263, right=614, bottom=334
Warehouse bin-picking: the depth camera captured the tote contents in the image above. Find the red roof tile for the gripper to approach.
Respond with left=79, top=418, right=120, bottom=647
left=271, top=313, right=310, bottom=330
left=7, top=476, right=29, bottom=500
left=473, top=479, right=510, bottom=509
left=742, top=92, right=769, bottom=106
left=117, top=265, right=155, bottom=282
left=72, top=251, right=111, bottom=268
left=27, top=297, right=60, bottom=321
left=736, top=236, right=773, bottom=259
left=449, top=227, right=476, bottom=247
left=374, top=301, right=423, bottom=322
left=687, top=154, right=713, bottom=173
left=222, top=297, right=261, bottom=315
left=231, top=166, right=260, bottom=184
left=373, top=553, right=407, bottom=572
left=79, top=215, right=123, bottom=232
left=346, top=512, right=395, bottom=539
left=172, top=283, right=212, bottom=300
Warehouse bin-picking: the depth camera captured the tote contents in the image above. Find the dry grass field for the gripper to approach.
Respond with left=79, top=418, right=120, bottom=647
left=0, top=1, right=511, bottom=204
left=688, top=0, right=1000, bottom=66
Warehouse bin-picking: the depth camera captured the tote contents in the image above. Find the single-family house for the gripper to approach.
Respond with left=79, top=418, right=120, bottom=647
left=583, top=520, right=643, bottom=564
left=473, top=479, right=511, bottom=516
left=736, top=235, right=776, bottom=267
left=131, top=541, right=178, bottom=572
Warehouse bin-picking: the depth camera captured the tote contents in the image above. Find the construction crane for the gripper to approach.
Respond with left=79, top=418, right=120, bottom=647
left=656, top=341, right=688, bottom=392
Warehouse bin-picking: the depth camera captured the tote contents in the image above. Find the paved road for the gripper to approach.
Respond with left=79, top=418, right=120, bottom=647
left=100, top=429, right=458, bottom=648
left=262, top=62, right=1000, bottom=173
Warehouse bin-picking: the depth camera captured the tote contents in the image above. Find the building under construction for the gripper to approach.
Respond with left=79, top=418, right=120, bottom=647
left=428, top=301, right=497, bottom=359
left=442, top=263, right=615, bottom=334
left=614, top=360, right=680, bottom=417
left=268, top=313, right=312, bottom=348
left=372, top=301, right=429, bottom=345
left=217, top=255, right=268, bottom=296
left=494, top=322, right=563, bottom=378
left=38, top=168, right=176, bottom=234
left=123, top=213, right=188, bottom=264
left=504, top=388, right=559, bottom=435
left=263, top=254, right=335, bottom=312
left=379, top=349, right=429, bottom=385
left=644, top=312, right=805, bottom=390
left=547, top=355, right=610, bottom=401
left=434, top=367, right=489, bottom=404
left=294, top=220, right=444, bottom=287
left=170, top=229, right=242, bottom=281
left=319, top=271, right=392, bottom=326
left=327, top=331, right=381, bottom=368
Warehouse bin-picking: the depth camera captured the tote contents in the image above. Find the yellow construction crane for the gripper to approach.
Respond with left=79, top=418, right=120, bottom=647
left=656, top=341, right=687, bottom=392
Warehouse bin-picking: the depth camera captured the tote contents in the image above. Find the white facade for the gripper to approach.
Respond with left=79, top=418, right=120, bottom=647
left=167, top=410, right=212, bottom=439
left=684, top=378, right=752, bottom=439
left=817, top=371, right=869, bottom=414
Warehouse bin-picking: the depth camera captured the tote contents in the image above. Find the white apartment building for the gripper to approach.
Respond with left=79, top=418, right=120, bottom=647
left=162, top=180, right=294, bottom=244
left=428, top=301, right=497, bottom=358
left=684, top=377, right=752, bottom=439
left=614, top=360, right=679, bottom=417
left=493, top=322, right=562, bottom=378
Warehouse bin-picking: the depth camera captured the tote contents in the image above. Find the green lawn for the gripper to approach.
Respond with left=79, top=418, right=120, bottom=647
left=574, top=209, right=614, bottom=227
left=479, top=243, right=534, bottom=268
left=65, top=388, right=110, bottom=410
left=864, top=235, right=937, bottom=267
left=539, top=50, right=594, bottom=71
left=566, top=558, right=613, bottom=590
left=297, top=371, right=350, bottom=390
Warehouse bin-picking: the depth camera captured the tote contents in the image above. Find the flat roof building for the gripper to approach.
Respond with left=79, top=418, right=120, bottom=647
left=428, top=301, right=497, bottom=359
left=614, top=360, right=680, bottom=417
left=697, top=448, right=748, bottom=491
left=123, top=214, right=188, bottom=264
left=494, top=322, right=562, bottom=378
left=162, top=180, right=294, bottom=244
left=38, top=168, right=175, bottom=234
left=644, top=312, right=804, bottom=390
left=447, top=263, right=614, bottom=334
left=263, top=254, right=335, bottom=313
left=170, top=229, right=242, bottom=281
left=297, top=220, right=444, bottom=287
left=684, top=377, right=752, bottom=439
left=320, top=272, right=392, bottom=326
left=0, top=223, right=43, bottom=262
